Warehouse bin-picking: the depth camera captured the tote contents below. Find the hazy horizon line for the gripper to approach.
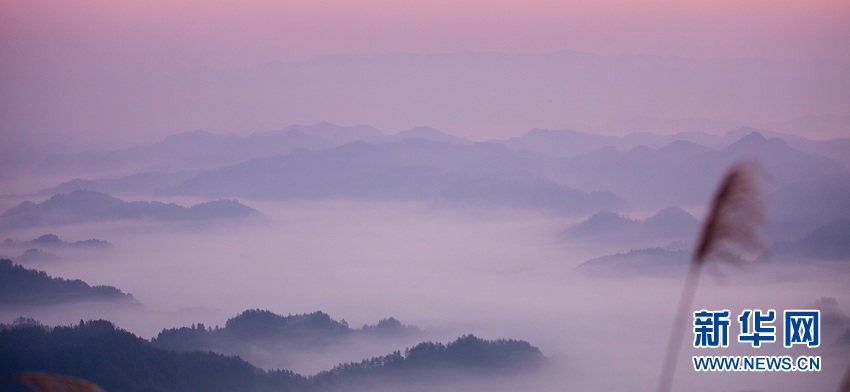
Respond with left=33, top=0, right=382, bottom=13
left=175, top=49, right=850, bottom=73
left=10, top=119, right=848, bottom=152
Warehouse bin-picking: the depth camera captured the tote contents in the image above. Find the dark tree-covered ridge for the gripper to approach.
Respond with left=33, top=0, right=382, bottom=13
left=152, top=309, right=420, bottom=352
left=1, top=319, right=546, bottom=392
left=0, top=320, right=305, bottom=392
left=0, top=259, right=135, bottom=305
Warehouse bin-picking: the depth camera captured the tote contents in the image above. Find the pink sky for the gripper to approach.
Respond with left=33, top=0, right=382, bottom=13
left=1, top=0, right=849, bottom=144
left=4, top=0, right=849, bottom=67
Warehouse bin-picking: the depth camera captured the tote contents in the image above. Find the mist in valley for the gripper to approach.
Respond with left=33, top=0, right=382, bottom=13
left=3, top=2, right=850, bottom=390
left=2, top=185, right=849, bottom=390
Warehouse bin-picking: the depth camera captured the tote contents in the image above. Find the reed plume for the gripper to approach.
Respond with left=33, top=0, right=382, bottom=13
left=16, top=372, right=104, bottom=392
left=657, top=161, right=766, bottom=392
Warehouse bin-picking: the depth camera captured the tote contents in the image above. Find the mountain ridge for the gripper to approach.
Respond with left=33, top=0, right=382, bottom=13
left=0, top=318, right=547, bottom=392
left=1, top=190, right=258, bottom=228
left=0, top=259, right=136, bottom=305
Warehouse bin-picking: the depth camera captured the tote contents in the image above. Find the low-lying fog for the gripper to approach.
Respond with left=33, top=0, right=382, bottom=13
left=2, top=199, right=848, bottom=391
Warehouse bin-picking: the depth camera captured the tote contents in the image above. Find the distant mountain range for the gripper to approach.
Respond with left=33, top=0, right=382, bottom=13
left=8, top=50, right=847, bottom=152
left=24, top=121, right=850, bottom=181
left=504, top=126, right=850, bottom=166
left=0, top=259, right=135, bottom=305
left=159, top=140, right=623, bottom=215
left=769, top=172, right=850, bottom=236
left=0, top=190, right=258, bottom=228
left=33, top=126, right=329, bottom=176
left=13, top=125, right=850, bottom=240
left=553, top=132, right=845, bottom=209
left=578, top=219, right=850, bottom=277
left=30, top=122, right=472, bottom=177
left=0, top=318, right=546, bottom=392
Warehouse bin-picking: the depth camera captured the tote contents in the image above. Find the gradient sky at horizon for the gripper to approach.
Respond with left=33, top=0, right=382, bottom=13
left=2, top=0, right=849, bottom=145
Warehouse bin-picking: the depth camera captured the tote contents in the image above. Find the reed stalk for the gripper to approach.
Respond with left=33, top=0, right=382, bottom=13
left=657, top=161, right=766, bottom=392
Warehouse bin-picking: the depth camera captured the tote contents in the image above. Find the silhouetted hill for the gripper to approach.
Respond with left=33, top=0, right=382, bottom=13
left=23, top=126, right=849, bottom=228
left=152, top=310, right=425, bottom=374
left=31, top=234, right=68, bottom=245
left=719, top=132, right=842, bottom=185
left=224, top=310, right=350, bottom=341
left=153, top=310, right=420, bottom=353
left=500, top=127, right=790, bottom=158
left=577, top=248, right=690, bottom=277
left=164, top=140, right=624, bottom=215
left=791, top=137, right=850, bottom=168
left=795, top=220, right=850, bottom=260
left=37, top=171, right=200, bottom=197
left=314, top=335, right=545, bottom=389
left=568, top=211, right=640, bottom=236
left=27, top=122, right=496, bottom=188
left=2, top=234, right=111, bottom=249
left=26, top=126, right=850, bottom=220
left=0, top=190, right=257, bottom=228
left=360, top=317, right=416, bottom=336
left=0, top=259, right=135, bottom=305
left=32, top=127, right=334, bottom=176
left=1, top=319, right=546, bottom=392
left=34, top=130, right=239, bottom=176
left=0, top=320, right=303, bottom=392
left=643, top=207, right=700, bottom=238
left=565, top=207, right=699, bottom=242
left=379, top=139, right=552, bottom=179
left=502, top=128, right=619, bottom=157
left=31, top=123, right=476, bottom=179
left=29, top=122, right=491, bottom=179
left=12, top=249, right=61, bottom=263
left=773, top=220, right=850, bottom=261
left=554, top=132, right=845, bottom=209
left=769, top=172, right=850, bottom=237
left=726, top=126, right=850, bottom=168
left=385, top=126, right=472, bottom=145
left=286, top=122, right=385, bottom=145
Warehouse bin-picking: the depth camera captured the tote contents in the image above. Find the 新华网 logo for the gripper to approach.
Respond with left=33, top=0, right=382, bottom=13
left=693, top=309, right=819, bottom=349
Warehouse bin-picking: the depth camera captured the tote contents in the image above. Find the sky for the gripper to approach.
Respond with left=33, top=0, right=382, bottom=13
left=1, top=3, right=849, bottom=387
left=1, top=0, right=849, bottom=145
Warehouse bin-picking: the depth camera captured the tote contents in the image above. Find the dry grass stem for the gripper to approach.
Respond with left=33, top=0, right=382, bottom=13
left=657, top=161, right=766, bottom=392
